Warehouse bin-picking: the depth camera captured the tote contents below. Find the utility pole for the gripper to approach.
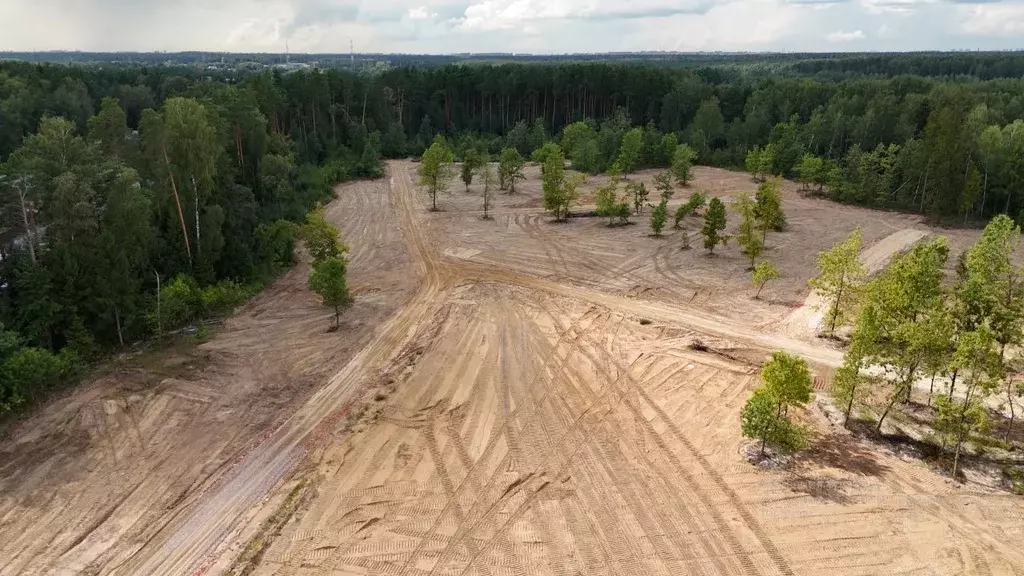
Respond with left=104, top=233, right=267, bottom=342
left=350, top=40, right=354, bottom=68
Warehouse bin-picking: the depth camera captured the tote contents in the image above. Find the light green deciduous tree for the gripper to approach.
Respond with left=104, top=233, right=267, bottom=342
left=737, top=193, right=764, bottom=268
left=672, top=144, right=697, bottom=186
left=752, top=261, right=780, bottom=299
left=741, top=351, right=813, bottom=457
left=810, top=228, right=865, bottom=336
left=615, top=127, right=643, bottom=177
left=499, top=147, right=525, bottom=193
left=419, top=138, right=455, bottom=210
left=308, top=257, right=351, bottom=330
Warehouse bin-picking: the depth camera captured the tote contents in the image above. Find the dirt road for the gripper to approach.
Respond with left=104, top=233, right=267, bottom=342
left=4, top=161, right=1022, bottom=575
left=0, top=178, right=415, bottom=576
left=102, top=162, right=844, bottom=574
left=243, top=162, right=1024, bottom=576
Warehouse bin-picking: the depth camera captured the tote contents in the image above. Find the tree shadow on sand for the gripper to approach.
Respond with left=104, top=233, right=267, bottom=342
left=783, top=431, right=893, bottom=504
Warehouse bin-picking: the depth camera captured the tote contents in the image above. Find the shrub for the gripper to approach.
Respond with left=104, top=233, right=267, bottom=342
left=154, top=275, right=203, bottom=332
left=202, top=280, right=252, bottom=316
left=257, top=219, right=300, bottom=270
left=1, top=347, right=65, bottom=410
left=321, top=161, right=350, bottom=185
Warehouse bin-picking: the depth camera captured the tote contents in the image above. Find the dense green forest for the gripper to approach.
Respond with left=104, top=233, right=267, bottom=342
left=0, top=62, right=383, bottom=413
left=1, top=52, right=1023, bottom=413
left=6, top=51, right=1024, bottom=78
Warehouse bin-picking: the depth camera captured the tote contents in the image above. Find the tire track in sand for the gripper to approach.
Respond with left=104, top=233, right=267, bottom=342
left=114, top=163, right=444, bottom=576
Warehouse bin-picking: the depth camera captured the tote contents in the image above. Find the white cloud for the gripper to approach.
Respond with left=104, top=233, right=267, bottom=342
left=961, top=3, right=1024, bottom=35
left=0, top=0, right=1022, bottom=53
left=859, top=0, right=935, bottom=15
left=457, top=0, right=719, bottom=32
left=826, top=29, right=865, bottom=41
left=625, top=0, right=800, bottom=51
left=407, top=6, right=439, bottom=20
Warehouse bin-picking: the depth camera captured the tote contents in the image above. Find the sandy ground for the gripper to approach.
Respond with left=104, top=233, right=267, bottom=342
left=3, top=161, right=1024, bottom=576
left=0, top=178, right=416, bottom=575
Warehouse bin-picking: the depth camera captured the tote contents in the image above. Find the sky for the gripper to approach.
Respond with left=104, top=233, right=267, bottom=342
left=1, top=0, right=1022, bottom=53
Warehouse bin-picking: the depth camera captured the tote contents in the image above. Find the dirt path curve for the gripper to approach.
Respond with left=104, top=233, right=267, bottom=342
left=114, top=167, right=445, bottom=576
left=120, top=161, right=848, bottom=575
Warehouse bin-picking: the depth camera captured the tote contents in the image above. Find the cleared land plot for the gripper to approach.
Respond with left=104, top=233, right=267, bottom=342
left=247, top=162, right=1024, bottom=576
left=0, top=178, right=415, bottom=576
left=427, top=164, right=983, bottom=331
left=2, top=161, right=1023, bottom=576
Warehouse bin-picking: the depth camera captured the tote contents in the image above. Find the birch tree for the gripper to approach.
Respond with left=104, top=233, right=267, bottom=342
left=810, top=228, right=865, bottom=336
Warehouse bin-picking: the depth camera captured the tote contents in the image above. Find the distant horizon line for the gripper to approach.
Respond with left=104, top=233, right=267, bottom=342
left=2, top=49, right=1022, bottom=57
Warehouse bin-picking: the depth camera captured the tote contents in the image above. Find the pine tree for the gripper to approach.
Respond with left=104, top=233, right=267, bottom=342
left=460, top=150, right=482, bottom=192
left=615, top=128, right=643, bottom=177
left=701, top=197, right=728, bottom=254
left=737, top=194, right=764, bottom=268
left=627, top=181, right=649, bottom=215
left=87, top=97, right=128, bottom=158
left=675, top=191, right=708, bottom=229
left=595, top=180, right=619, bottom=226
left=650, top=200, right=668, bottom=237
left=499, top=147, right=525, bottom=194
left=653, top=170, right=674, bottom=203
left=671, top=144, right=697, bottom=186
left=754, top=177, right=785, bottom=243
left=480, top=163, right=496, bottom=219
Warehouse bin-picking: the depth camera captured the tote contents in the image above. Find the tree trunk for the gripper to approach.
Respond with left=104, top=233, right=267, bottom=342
left=919, top=160, right=931, bottom=214
left=844, top=384, right=856, bottom=428
left=14, top=179, right=38, bottom=265
left=334, top=305, right=341, bottom=329
left=756, top=282, right=766, bottom=299
left=191, top=175, right=201, bottom=257
left=952, top=428, right=964, bottom=479
left=948, top=369, right=959, bottom=400
left=876, top=391, right=899, bottom=434
left=155, top=271, right=162, bottom=336
left=1006, top=380, right=1017, bottom=443
left=830, top=282, right=845, bottom=335
left=234, top=126, right=244, bottom=168
left=902, top=363, right=918, bottom=404
left=980, top=167, right=989, bottom=218
left=928, top=373, right=936, bottom=407
left=163, top=148, right=192, bottom=262
left=114, top=306, right=124, bottom=347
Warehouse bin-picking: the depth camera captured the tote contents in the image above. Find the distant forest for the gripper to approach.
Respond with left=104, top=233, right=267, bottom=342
left=1, top=51, right=1023, bottom=411
left=5, top=50, right=1024, bottom=78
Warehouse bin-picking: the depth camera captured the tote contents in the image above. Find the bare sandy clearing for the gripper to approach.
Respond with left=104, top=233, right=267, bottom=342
left=2, top=161, right=1022, bottom=576
left=0, top=178, right=415, bottom=576
left=249, top=285, right=1024, bottom=576
left=774, top=228, right=930, bottom=340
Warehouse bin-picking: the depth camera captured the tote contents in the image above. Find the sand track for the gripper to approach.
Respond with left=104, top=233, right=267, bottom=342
left=3, top=162, right=1023, bottom=575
